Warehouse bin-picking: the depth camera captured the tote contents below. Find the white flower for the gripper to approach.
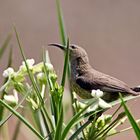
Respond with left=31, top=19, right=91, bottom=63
left=3, top=67, right=14, bottom=78
left=91, top=89, right=104, bottom=98
left=20, top=59, right=35, bottom=70
left=45, top=63, right=54, bottom=72
left=98, top=98, right=112, bottom=109
left=82, top=94, right=111, bottom=113
left=87, top=98, right=112, bottom=112
left=22, top=58, right=35, bottom=66
left=4, top=89, right=18, bottom=106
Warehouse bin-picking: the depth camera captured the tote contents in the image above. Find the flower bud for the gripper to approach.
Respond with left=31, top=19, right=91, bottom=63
left=78, top=101, right=86, bottom=109
left=20, top=58, right=35, bottom=70
left=45, top=63, right=54, bottom=72
left=72, top=92, right=78, bottom=100
left=50, top=73, right=57, bottom=82
left=104, top=114, right=112, bottom=124
left=74, top=100, right=86, bottom=109
left=37, top=72, right=46, bottom=83
left=3, top=67, right=14, bottom=78
left=4, top=90, right=18, bottom=106
left=95, top=115, right=105, bottom=130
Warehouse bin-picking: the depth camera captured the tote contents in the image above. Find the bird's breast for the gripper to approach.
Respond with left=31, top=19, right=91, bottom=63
left=70, top=79, right=92, bottom=99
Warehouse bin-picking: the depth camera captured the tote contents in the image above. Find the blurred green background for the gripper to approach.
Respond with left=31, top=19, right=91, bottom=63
left=0, top=0, right=140, bottom=139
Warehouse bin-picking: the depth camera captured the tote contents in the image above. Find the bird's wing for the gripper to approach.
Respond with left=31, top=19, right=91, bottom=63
left=76, top=71, right=134, bottom=94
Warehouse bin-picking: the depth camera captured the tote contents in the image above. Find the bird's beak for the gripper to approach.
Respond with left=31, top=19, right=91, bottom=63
left=48, top=43, right=66, bottom=51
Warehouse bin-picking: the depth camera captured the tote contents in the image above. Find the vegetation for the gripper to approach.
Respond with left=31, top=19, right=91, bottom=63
left=0, top=0, right=140, bottom=140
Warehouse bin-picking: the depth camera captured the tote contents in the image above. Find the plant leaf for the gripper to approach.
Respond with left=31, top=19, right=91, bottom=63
left=0, top=99, right=44, bottom=140
left=119, top=93, right=140, bottom=139
left=61, top=99, right=102, bottom=140
left=69, top=119, right=92, bottom=140
left=61, top=39, right=69, bottom=87
left=0, top=91, right=28, bottom=126
left=56, top=0, right=67, bottom=45
left=0, top=47, right=13, bottom=120
left=54, top=108, right=64, bottom=140
left=0, top=34, right=12, bottom=60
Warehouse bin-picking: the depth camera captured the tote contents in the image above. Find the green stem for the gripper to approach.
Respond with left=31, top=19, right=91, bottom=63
left=40, top=109, right=51, bottom=138
left=61, top=39, right=69, bottom=87
left=0, top=100, right=44, bottom=140
left=0, top=91, right=28, bottom=127
left=42, top=106, right=54, bottom=133
left=14, top=26, right=44, bottom=105
left=55, top=0, right=76, bottom=125
left=12, top=109, right=24, bottom=140
left=93, top=117, right=119, bottom=139
left=69, top=119, right=92, bottom=140
left=74, top=98, right=87, bottom=140
left=112, top=104, right=122, bottom=118
left=108, top=119, right=140, bottom=137
left=56, top=0, right=67, bottom=45
left=0, top=47, right=13, bottom=121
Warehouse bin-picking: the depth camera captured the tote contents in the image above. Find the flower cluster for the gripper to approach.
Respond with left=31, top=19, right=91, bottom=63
left=73, top=89, right=111, bottom=114
left=1, top=58, right=57, bottom=110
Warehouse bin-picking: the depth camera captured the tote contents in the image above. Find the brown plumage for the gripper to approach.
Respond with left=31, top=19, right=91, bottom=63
left=49, top=44, right=140, bottom=102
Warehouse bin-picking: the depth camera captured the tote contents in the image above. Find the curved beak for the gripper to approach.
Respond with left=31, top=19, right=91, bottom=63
left=48, top=43, right=66, bottom=51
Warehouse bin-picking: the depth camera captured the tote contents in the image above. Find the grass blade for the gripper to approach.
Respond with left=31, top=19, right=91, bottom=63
left=0, top=47, right=13, bottom=120
left=54, top=108, right=64, bottom=140
left=119, top=93, right=140, bottom=139
left=14, top=26, right=53, bottom=138
left=56, top=0, right=67, bottom=45
left=69, top=119, right=92, bottom=140
left=55, top=0, right=76, bottom=122
left=0, top=34, right=12, bottom=60
left=61, top=99, right=100, bottom=140
left=6, top=47, right=13, bottom=69
left=13, top=26, right=43, bottom=104
left=0, top=91, right=28, bottom=127
left=42, top=49, right=57, bottom=128
left=107, top=119, right=140, bottom=137
left=0, top=99, right=44, bottom=140
left=110, top=94, right=140, bottom=107
left=61, top=39, right=69, bottom=87
left=53, top=39, right=69, bottom=140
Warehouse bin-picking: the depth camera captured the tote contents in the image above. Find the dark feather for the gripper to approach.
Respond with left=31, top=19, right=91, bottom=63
left=76, top=70, right=138, bottom=95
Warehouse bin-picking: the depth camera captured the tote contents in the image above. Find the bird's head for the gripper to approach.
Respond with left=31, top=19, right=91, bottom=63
left=48, top=43, right=89, bottom=63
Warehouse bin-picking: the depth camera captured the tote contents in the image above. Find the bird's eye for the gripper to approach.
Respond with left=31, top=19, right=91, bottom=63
left=71, top=45, right=76, bottom=49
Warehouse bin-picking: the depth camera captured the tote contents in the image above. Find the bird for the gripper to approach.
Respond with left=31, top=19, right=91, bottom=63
left=49, top=43, right=140, bottom=102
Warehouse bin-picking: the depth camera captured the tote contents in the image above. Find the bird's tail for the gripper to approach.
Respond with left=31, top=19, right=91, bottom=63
left=131, top=85, right=140, bottom=92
